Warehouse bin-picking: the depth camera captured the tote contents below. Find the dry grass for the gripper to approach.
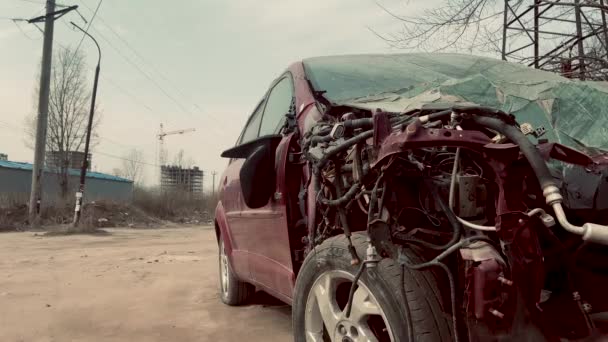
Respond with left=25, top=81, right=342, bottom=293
left=0, top=198, right=74, bottom=231
left=0, top=188, right=216, bottom=232
left=133, top=187, right=215, bottom=224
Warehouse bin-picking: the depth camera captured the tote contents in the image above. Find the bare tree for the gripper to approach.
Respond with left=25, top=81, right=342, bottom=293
left=26, top=47, right=100, bottom=198
left=121, top=149, right=144, bottom=185
left=372, top=0, right=508, bottom=52
left=374, top=0, right=608, bottom=79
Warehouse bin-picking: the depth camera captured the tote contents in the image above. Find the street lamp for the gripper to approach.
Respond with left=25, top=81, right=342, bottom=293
left=70, top=21, right=101, bottom=227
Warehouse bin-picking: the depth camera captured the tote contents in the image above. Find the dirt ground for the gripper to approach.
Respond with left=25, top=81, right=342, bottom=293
left=0, top=226, right=292, bottom=342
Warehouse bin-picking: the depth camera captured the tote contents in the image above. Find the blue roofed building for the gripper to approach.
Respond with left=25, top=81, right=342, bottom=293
left=0, top=158, right=133, bottom=204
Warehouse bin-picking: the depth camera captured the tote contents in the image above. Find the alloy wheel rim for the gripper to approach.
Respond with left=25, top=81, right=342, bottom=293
left=219, top=240, right=229, bottom=296
left=304, top=270, right=395, bottom=342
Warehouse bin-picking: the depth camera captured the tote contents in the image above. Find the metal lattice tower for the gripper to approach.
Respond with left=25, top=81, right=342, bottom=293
left=502, top=0, right=608, bottom=80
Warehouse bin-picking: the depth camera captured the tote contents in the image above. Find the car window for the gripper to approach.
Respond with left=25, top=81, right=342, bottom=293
left=238, top=100, right=265, bottom=144
left=259, top=76, right=294, bottom=136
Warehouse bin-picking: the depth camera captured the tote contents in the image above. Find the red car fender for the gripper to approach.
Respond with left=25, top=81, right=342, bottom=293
left=214, top=201, right=235, bottom=262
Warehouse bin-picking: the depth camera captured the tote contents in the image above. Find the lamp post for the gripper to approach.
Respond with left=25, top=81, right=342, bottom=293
left=71, top=21, right=101, bottom=227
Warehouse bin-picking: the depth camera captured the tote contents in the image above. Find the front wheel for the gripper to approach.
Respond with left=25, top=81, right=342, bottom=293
left=292, top=233, right=453, bottom=342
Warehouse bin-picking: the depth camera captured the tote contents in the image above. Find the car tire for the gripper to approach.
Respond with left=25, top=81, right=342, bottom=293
left=218, top=235, right=254, bottom=306
left=292, top=232, right=453, bottom=341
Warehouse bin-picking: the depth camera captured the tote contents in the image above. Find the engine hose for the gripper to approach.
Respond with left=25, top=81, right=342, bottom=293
left=400, top=238, right=495, bottom=342
left=439, top=262, right=460, bottom=342
left=320, top=181, right=361, bottom=206
left=344, top=118, right=373, bottom=130
left=418, top=109, right=453, bottom=124
left=402, top=235, right=497, bottom=270
left=367, top=174, right=385, bottom=225
left=471, top=115, right=556, bottom=190
left=312, top=130, right=374, bottom=204
left=341, top=163, right=370, bottom=175
left=344, top=260, right=373, bottom=318
left=449, top=144, right=497, bottom=232
left=310, top=134, right=334, bottom=147
left=313, top=130, right=374, bottom=191
left=453, top=105, right=516, bottom=124
left=341, top=115, right=404, bottom=132
left=310, top=116, right=403, bottom=148
left=334, top=164, right=361, bottom=264
left=399, top=236, right=500, bottom=341
left=354, top=143, right=365, bottom=180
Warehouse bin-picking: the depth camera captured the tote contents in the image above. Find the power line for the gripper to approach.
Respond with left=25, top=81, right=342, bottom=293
left=100, top=75, right=155, bottom=112
left=52, top=30, right=158, bottom=114
left=14, top=0, right=45, bottom=5
left=32, top=22, right=44, bottom=34
left=93, top=150, right=160, bottom=167
left=94, top=151, right=209, bottom=176
left=65, top=1, right=193, bottom=118
left=64, top=29, right=221, bottom=145
left=12, top=19, right=38, bottom=40
left=97, top=137, right=157, bottom=159
left=64, top=0, right=102, bottom=73
left=85, top=26, right=194, bottom=116
left=77, top=1, right=211, bottom=114
left=72, top=0, right=101, bottom=53
left=63, top=24, right=228, bottom=146
left=27, top=4, right=229, bottom=156
left=12, top=0, right=69, bottom=8
left=0, top=119, right=24, bottom=129
left=76, top=0, right=228, bottom=126
left=52, top=39, right=162, bottom=115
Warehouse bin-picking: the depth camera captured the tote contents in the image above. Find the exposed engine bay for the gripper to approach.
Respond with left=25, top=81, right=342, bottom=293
left=299, top=104, right=608, bottom=340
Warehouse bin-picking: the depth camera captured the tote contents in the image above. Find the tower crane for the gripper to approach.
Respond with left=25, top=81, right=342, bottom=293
left=157, top=123, right=195, bottom=167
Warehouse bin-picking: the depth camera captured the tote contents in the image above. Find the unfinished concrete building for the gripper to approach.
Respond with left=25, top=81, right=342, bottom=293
left=160, top=165, right=203, bottom=195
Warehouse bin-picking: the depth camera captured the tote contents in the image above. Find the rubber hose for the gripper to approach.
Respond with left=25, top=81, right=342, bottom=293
left=423, top=180, right=462, bottom=250
left=321, top=182, right=361, bottom=206
left=472, top=116, right=556, bottom=189
left=426, top=109, right=453, bottom=122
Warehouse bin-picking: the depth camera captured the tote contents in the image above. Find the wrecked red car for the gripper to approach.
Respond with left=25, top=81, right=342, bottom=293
left=215, top=53, right=608, bottom=341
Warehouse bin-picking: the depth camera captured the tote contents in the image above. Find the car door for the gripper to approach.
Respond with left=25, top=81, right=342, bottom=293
left=220, top=100, right=266, bottom=281
left=238, top=74, right=296, bottom=298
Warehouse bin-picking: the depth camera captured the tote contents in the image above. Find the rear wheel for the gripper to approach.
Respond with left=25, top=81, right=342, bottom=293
left=218, top=236, right=254, bottom=305
left=292, top=232, right=453, bottom=341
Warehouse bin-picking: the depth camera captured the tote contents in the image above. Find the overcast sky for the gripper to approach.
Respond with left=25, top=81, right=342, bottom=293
left=0, top=0, right=440, bottom=189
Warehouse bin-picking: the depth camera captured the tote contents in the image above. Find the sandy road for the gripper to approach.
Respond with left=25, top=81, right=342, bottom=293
left=0, top=227, right=292, bottom=342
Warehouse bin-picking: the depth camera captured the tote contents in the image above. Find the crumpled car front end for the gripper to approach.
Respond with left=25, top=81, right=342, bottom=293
left=300, top=53, right=608, bottom=340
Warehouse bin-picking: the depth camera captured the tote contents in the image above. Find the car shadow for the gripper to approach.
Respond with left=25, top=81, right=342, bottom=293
left=248, top=290, right=292, bottom=316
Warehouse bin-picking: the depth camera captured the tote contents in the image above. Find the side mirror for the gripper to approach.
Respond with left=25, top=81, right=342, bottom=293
left=221, top=135, right=282, bottom=208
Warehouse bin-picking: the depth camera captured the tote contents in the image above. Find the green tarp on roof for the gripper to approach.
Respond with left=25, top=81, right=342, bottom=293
left=304, top=53, right=608, bottom=155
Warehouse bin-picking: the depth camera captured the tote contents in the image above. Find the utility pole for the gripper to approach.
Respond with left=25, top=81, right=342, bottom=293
left=212, top=171, right=217, bottom=197
left=28, top=0, right=56, bottom=226
left=71, top=22, right=101, bottom=227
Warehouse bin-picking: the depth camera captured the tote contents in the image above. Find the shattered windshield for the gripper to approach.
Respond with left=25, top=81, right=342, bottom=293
left=304, top=53, right=608, bottom=154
